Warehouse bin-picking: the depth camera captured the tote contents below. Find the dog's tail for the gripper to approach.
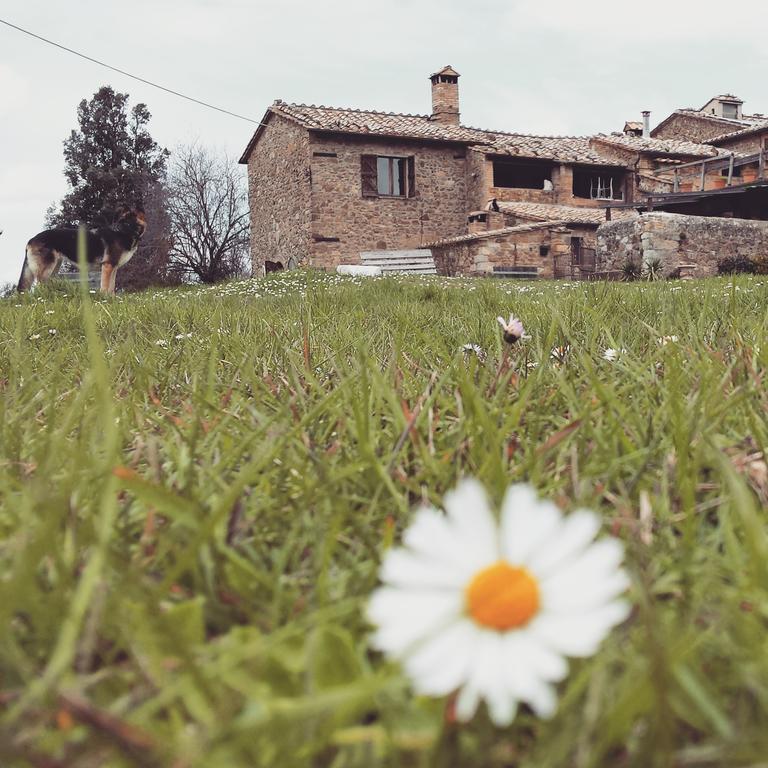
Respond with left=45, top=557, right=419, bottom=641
left=17, top=250, right=34, bottom=292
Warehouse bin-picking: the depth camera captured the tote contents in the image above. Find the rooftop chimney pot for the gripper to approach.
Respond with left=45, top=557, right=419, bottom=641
left=642, top=110, right=651, bottom=139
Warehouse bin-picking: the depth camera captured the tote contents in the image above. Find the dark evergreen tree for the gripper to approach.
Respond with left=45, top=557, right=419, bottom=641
left=50, top=86, right=173, bottom=290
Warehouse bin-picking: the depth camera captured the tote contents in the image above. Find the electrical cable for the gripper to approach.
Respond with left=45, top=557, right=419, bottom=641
left=0, top=17, right=266, bottom=127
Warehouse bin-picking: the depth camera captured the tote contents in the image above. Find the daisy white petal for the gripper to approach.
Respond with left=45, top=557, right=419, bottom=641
left=404, top=619, right=478, bottom=696
left=541, top=567, right=630, bottom=614
left=367, top=587, right=462, bottom=656
left=503, top=632, right=568, bottom=683
left=442, top=479, right=499, bottom=563
left=379, top=547, right=467, bottom=589
left=526, top=509, right=601, bottom=578
left=528, top=601, right=631, bottom=657
left=458, top=631, right=514, bottom=726
left=500, top=484, right=562, bottom=564
left=455, top=680, right=482, bottom=722
left=402, top=506, right=482, bottom=577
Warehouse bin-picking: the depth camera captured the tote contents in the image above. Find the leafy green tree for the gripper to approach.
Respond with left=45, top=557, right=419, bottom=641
left=50, top=86, right=173, bottom=289
left=52, top=86, right=168, bottom=226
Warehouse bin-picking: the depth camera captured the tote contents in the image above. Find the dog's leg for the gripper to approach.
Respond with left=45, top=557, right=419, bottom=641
left=100, top=263, right=113, bottom=293
left=17, top=252, right=35, bottom=292
left=108, top=265, right=119, bottom=295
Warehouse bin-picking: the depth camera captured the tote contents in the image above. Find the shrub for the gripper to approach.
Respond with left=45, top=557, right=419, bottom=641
left=717, top=256, right=756, bottom=275
left=621, top=259, right=641, bottom=281
left=751, top=254, right=768, bottom=275
left=643, top=256, right=663, bottom=281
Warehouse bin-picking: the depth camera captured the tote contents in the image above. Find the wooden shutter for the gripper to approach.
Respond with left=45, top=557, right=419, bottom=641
left=361, top=155, right=378, bottom=197
left=407, top=156, right=416, bottom=197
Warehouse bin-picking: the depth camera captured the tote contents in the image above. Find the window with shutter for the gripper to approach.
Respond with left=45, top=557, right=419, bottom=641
left=361, top=155, right=378, bottom=197
left=361, top=155, right=416, bottom=198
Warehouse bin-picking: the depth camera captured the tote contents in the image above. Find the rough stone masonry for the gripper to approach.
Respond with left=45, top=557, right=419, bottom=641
left=596, top=212, right=768, bottom=277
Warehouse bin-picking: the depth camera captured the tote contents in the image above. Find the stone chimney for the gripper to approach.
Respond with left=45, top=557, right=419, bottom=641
left=430, top=66, right=460, bottom=125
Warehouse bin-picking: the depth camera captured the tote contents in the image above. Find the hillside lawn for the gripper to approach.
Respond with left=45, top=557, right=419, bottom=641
left=1, top=271, right=768, bottom=767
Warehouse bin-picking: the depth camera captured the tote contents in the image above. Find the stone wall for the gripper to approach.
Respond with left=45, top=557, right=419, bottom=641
left=716, top=131, right=767, bottom=155
left=652, top=113, right=742, bottom=143
left=430, top=224, right=571, bottom=278
left=307, top=134, right=468, bottom=269
left=246, top=114, right=312, bottom=273
left=596, top=212, right=768, bottom=277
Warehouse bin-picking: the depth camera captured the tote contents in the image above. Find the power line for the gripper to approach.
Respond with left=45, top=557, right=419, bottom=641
left=0, top=17, right=266, bottom=127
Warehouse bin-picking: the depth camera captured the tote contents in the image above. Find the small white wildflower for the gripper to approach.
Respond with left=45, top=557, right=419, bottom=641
left=602, top=348, right=627, bottom=362
left=48, top=329, right=57, bottom=335
left=155, top=339, right=169, bottom=348
left=45, top=310, right=55, bottom=315
left=29, top=333, right=42, bottom=340
left=550, top=345, right=571, bottom=363
left=658, top=335, right=679, bottom=346
left=462, top=343, right=487, bottom=362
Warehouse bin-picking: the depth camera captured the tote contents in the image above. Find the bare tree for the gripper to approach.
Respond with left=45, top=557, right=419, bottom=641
left=166, top=144, right=250, bottom=283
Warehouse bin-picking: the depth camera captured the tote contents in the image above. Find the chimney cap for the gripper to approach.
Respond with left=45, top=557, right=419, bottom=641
left=430, top=65, right=460, bottom=80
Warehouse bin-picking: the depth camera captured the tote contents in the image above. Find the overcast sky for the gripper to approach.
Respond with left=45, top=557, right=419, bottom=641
left=1, top=0, right=766, bottom=288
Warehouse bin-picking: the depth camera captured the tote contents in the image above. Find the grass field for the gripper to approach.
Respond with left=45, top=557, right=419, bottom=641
left=1, top=271, right=768, bottom=767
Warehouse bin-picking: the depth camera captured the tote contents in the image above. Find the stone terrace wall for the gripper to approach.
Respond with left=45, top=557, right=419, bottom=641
left=596, top=212, right=768, bottom=277
left=431, top=226, right=570, bottom=278
left=308, top=134, right=468, bottom=270
left=246, top=114, right=312, bottom=273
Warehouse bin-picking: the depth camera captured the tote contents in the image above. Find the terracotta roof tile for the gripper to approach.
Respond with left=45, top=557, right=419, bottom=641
left=674, top=109, right=759, bottom=127
left=708, top=119, right=768, bottom=145
left=245, top=103, right=627, bottom=166
left=424, top=222, right=565, bottom=248
left=591, top=134, right=720, bottom=158
left=272, top=102, right=484, bottom=143
left=497, top=201, right=638, bottom=226
left=472, top=134, right=623, bottom=165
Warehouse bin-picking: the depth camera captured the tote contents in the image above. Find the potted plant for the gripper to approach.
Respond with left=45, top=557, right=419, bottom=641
left=742, top=166, right=759, bottom=183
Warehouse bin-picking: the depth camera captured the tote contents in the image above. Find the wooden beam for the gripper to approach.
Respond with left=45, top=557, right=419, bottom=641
left=673, top=168, right=680, bottom=192
left=651, top=151, right=761, bottom=175
left=700, top=159, right=706, bottom=192
left=727, top=153, right=734, bottom=186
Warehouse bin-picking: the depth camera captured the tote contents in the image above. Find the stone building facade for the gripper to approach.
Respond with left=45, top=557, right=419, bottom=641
left=240, top=68, right=768, bottom=277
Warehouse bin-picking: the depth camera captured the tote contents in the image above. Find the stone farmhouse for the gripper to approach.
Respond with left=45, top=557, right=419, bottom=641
left=239, top=68, right=768, bottom=279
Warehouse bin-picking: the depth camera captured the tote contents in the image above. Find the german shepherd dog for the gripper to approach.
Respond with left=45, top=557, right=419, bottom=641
left=18, top=205, right=147, bottom=295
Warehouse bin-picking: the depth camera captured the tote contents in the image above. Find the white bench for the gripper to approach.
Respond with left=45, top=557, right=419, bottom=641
left=360, top=249, right=437, bottom=275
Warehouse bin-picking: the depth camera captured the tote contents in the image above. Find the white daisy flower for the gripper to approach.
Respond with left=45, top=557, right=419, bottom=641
left=367, top=479, right=630, bottom=727
left=462, top=343, right=487, bottom=362
left=550, top=344, right=571, bottom=363
left=497, top=315, right=525, bottom=345
left=602, top=348, right=627, bottom=362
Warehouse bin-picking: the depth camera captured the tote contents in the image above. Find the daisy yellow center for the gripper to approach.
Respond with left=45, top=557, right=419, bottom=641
left=465, top=561, right=540, bottom=630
